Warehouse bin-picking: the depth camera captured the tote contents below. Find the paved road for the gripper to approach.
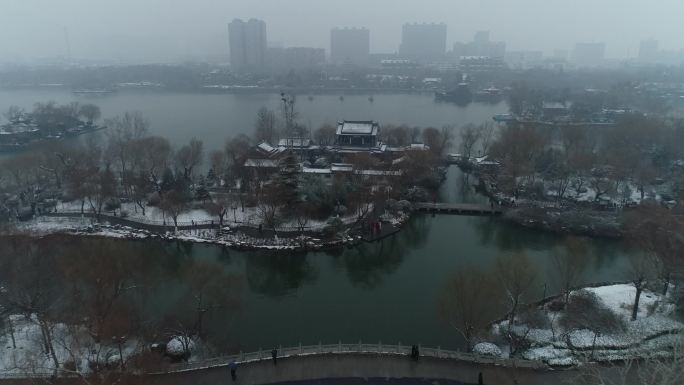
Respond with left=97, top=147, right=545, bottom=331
left=144, top=353, right=574, bottom=385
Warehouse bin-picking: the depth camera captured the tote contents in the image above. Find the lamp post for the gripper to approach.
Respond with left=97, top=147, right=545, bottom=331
left=112, top=335, right=126, bottom=371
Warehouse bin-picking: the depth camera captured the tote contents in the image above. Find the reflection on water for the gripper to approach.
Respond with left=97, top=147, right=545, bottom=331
left=4, top=166, right=628, bottom=352
left=246, top=252, right=319, bottom=297
left=334, top=216, right=431, bottom=289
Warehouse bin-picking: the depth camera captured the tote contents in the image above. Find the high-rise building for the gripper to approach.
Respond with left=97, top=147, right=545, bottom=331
left=452, top=31, right=506, bottom=59
left=399, top=23, right=447, bottom=58
left=638, top=39, right=659, bottom=63
left=572, top=42, right=605, bottom=67
left=228, top=18, right=267, bottom=71
left=267, top=47, right=326, bottom=70
left=330, top=28, right=370, bottom=66
left=473, top=31, right=490, bottom=44
left=504, top=51, right=544, bottom=69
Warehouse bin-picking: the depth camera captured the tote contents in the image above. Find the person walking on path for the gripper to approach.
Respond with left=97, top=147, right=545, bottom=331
left=478, top=372, right=483, bottom=385
left=229, top=361, right=237, bottom=381
left=271, top=348, right=278, bottom=365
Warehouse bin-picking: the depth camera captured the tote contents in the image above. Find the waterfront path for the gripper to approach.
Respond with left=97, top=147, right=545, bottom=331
left=146, top=350, right=568, bottom=385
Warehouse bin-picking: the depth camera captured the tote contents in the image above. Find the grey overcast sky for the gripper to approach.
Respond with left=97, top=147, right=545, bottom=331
left=0, top=0, right=682, bottom=63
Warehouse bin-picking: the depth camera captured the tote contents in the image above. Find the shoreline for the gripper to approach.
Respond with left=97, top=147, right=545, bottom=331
left=14, top=211, right=409, bottom=252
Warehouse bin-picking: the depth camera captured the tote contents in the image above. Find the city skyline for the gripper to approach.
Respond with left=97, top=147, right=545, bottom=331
left=1, top=0, right=683, bottom=63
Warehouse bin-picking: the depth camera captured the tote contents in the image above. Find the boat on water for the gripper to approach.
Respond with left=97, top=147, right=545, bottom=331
left=435, top=83, right=472, bottom=105
left=72, top=88, right=116, bottom=95
left=473, top=86, right=503, bottom=103
left=493, top=114, right=516, bottom=122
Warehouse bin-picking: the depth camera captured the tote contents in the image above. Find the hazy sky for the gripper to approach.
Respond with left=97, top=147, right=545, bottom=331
left=1, top=0, right=682, bottom=63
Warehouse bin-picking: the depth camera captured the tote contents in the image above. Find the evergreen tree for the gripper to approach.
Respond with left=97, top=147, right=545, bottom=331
left=195, top=177, right=211, bottom=203
left=274, top=151, right=301, bottom=211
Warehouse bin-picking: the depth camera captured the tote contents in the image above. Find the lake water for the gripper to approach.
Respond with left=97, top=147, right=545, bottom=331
left=0, top=90, right=633, bottom=352
left=0, top=89, right=508, bottom=152
left=139, top=180, right=631, bottom=352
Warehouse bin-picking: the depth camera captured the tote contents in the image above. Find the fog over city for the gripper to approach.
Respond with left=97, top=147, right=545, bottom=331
left=1, top=0, right=683, bottom=63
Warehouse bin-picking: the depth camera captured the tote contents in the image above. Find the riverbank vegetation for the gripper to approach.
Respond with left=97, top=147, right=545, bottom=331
left=456, top=109, right=684, bottom=237
left=0, top=234, right=242, bottom=378
left=438, top=216, right=684, bottom=367
left=0, top=92, right=456, bottom=250
left=0, top=102, right=102, bottom=150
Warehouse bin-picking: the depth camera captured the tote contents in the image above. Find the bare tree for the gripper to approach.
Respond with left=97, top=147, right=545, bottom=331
left=313, top=123, right=337, bottom=146
left=258, top=184, right=282, bottom=232
left=105, top=111, right=149, bottom=192
left=422, top=126, right=454, bottom=156
left=254, top=107, right=277, bottom=143
left=59, top=239, right=138, bottom=343
left=494, top=253, right=539, bottom=348
left=4, top=105, right=26, bottom=123
left=459, top=124, right=481, bottom=159
left=280, top=93, right=300, bottom=137
left=0, top=236, right=63, bottom=371
left=438, top=268, right=502, bottom=351
left=626, top=252, right=659, bottom=321
left=85, top=167, right=117, bottom=215
left=475, top=122, right=496, bottom=156
left=575, top=342, right=684, bottom=385
left=160, top=187, right=191, bottom=230
left=182, top=262, right=241, bottom=338
left=129, top=170, right=154, bottom=216
left=78, top=104, right=101, bottom=125
left=205, top=193, right=232, bottom=227
left=552, top=236, right=589, bottom=305
left=175, top=138, right=204, bottom=181
left=625, top=204, right=684, bottom=297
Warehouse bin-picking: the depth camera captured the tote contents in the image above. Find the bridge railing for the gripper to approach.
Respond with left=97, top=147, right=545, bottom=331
left=159, top=342, right=546, bottom=374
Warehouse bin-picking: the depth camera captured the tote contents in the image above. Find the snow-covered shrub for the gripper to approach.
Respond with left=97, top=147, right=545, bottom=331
left=473, top=342, right=502, bottom=357
left=403, top=186, right=430, bottom=202
left=560, top=290, right=625, bottom=334
left=313, top=157, right=330, bottom=168
left=104, top=198, right=121, bottom=212
left=519, top=307, right=551, bottom=329
left=324, top=217, right=345, bottom=238
left=385, top=198, right=398, bottom=211
left=547, top=299, right=565, bottom=312
left=166, top=336, right=195, bottom=360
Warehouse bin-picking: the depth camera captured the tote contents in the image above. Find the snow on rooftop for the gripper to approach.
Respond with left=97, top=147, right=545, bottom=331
left=257, top=142, right=275, bottom=153
left=244, top=159, right=279, bottom=168
left=337, top=121, right=378, bottom=135
left=302, top=167, right=332, bottom=174
left=278, top=138, right=312, bottom=147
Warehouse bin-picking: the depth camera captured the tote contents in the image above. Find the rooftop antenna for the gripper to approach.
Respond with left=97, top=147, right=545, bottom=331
left=63, top=27, right=72, bottom=63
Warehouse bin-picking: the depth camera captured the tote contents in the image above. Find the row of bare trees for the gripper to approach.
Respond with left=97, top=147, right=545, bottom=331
left=486, top=114, right=684, bottom=203
left=0, top=234, right=241, bottom=376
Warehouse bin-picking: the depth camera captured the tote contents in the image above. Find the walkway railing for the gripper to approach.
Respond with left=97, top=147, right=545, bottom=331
left=159, top=342, right=547, bottom=374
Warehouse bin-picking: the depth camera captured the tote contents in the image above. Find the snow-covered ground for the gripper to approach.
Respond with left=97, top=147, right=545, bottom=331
left=54, top=200, right=364, bottom=231
left=0, top=315, right=139, bottom=377
left=484, top=283, right=684, bottom=366
left=14, top=217, right=361, bottom=251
